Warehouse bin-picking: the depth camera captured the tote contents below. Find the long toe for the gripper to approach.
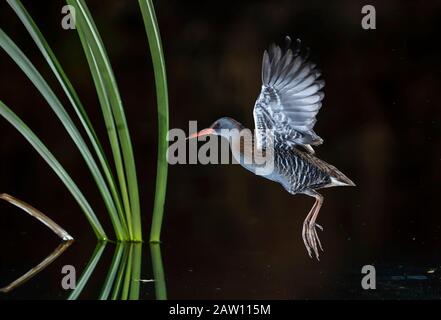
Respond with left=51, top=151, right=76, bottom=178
left=302, top=222, right=313, bottom=258
left=314, top=227, right=324, bottom=252
left=313, top=224, right=324, bottom=252
left=308, top=223, right=320, bottom=259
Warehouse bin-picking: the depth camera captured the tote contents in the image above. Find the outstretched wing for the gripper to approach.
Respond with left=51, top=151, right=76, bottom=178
left=253, top=37, right=325, bottom=151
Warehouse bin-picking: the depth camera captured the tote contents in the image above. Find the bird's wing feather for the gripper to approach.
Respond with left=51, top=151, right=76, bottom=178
left=253, top=37, right=325, bottom=150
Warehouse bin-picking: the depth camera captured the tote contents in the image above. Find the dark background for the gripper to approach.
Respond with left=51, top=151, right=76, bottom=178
left=1, top=0, right=440, bottom=299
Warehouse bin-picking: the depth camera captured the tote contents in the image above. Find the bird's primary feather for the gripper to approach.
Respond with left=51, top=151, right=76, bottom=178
left=253, top=37, right=325, bottom=151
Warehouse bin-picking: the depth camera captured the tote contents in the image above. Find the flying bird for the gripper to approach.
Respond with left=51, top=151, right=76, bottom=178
left=188, top=36, right=355, bottom=260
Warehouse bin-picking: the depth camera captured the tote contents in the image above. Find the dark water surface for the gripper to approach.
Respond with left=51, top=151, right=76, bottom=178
left=1, top=201, right=441, bottom=300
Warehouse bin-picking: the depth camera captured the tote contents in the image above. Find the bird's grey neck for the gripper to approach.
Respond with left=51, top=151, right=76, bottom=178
left=224, top=130, right=273, bottom=176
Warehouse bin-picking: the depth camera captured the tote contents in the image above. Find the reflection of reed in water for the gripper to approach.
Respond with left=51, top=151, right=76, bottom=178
left=0, top=193, right=74, bottom=293
left=1, top=240, right=167, bottom=299
left=68, top=243, right=167, bottom=300
left=0, top=193, right=167, bottom=299
left=151, top=243, right=167, bottom=300
left=0, top=241, right=72, bottom=293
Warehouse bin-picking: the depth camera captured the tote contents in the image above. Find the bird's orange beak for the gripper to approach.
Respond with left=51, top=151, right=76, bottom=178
left=186, top=128, right=215, bottom=140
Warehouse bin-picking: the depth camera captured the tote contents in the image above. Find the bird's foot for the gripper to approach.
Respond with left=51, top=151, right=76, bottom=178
left=302, top=221, right=324, bottom=260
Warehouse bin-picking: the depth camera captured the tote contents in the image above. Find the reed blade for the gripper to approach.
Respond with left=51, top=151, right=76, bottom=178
left=0, top=100, right=106, bottom=239
left=68, top=0, right=142, bottom=241
left=0, top=28, right=126, bottom=240
left=6, top=0, right=129, bottom=239
left=138, top=0, right=169, bottom=242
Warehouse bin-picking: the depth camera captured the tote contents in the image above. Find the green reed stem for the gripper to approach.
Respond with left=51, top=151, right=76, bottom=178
left=68, top=0, right=142, bottom=241
left=0, top=28, right=126, bottom=239
left=138, top=0, right=169, bottom=243
left=7, top=0, right=129, bottom=240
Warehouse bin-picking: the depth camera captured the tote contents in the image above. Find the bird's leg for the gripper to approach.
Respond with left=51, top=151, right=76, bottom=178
left=302, top=199, right=317, bottom=258
left=310, top=195, right=324, bottom=253
left=302, top=190, right=324, bottom=260
left=304, top=199, right=321, bottom=259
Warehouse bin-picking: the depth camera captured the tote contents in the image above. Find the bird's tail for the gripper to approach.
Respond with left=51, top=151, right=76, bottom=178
left=327, top=164, right=355, bottom=187
left=329, top=172, right=355, bottom=187
left=309, top=156, right=356, bottom=187
left=294, top=149, right=356, bottom=187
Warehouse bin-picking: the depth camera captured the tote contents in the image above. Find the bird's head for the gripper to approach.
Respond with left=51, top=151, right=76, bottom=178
left=187, top=117, right=244, bottom=139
